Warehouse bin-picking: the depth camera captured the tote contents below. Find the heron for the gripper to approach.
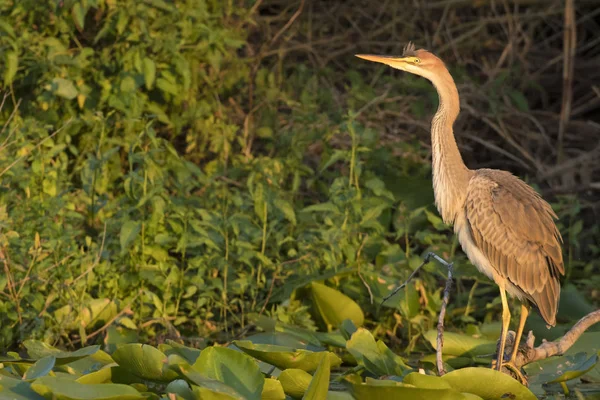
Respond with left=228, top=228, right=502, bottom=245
left=356, top=43, right=564, bottom=382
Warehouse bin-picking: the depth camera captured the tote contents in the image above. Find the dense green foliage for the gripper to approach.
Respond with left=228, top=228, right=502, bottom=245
left=0, top=0, right=599, bottom=398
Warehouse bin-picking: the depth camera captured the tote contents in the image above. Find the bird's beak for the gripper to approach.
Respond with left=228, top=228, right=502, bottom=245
left=355, top=54, right=409, bottom=66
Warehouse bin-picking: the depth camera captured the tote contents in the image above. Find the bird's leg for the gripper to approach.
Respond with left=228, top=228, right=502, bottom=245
left=509, top=304, right=529, bottom=363
left=501, top=303, right=530, bottom=385
left=496, top=286, right=511, bottom=371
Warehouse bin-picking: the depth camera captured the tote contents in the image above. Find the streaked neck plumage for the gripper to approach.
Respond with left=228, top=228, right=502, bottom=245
left=427, top=66, right=472, bottom=224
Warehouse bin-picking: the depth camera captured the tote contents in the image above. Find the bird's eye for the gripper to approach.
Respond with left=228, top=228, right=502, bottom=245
left=414, top=58, right=421, bottom=63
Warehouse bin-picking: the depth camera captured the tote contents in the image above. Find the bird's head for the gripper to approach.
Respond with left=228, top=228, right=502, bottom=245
left=356, top=42, right=445, bottom=82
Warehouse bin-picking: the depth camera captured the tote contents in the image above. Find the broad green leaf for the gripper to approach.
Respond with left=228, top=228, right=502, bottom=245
left=274, top=198, right=296, bottom=225
left=51, top=78, right=78, bottom=99
left=0, top=375, right=45, bottom=400
left=19, top=341, right=100, bottom=365
left=441, top=367, right=537, bottom=400
left=76, top=367, right=112, bottom=384
left=424, top=330, right=496, bottom=357
left=301, top=203, right=340, bottom=214
left=352, top=380, right=465, bottom=400
left=234, top=341, right=342, bottom=372
left=262, top=378, right=285, bottom=400
left=120, top=221, right=141, bottom=252
left=279, top=369, right=312, bottom=399
left=310, top=282, right=364, bottom=328
left=71, top=3, right=87, bottom=29
left=23, top=356, right=56, bottom=380
left=31, top=376, right=144, bottom=400
left=403, top=372, right=452, bottom=389
left=143, top=57, right=156, bottom=90
left=166, top=379, right=195, bottom=400
left=346, top=328, right=409, bottom=376
left=526, top=351, right=599, bottom=385
left=3, top=51, right=18, bottom=86
left=303, top=354, right=330, bottom=400
left=174, top=365, right=245, bottom=399
left=192, top=346, right=263, bottom=400
left=159, top=340, right=202, bottom=365
left=112, top=344, right=178, bottom=382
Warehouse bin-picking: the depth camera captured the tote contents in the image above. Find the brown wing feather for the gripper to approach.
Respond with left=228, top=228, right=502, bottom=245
left=465, top=169, right=564, bottom=326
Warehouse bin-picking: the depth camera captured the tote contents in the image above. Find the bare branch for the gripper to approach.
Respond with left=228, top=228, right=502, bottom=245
left=509, top=309, right=600, bottom=371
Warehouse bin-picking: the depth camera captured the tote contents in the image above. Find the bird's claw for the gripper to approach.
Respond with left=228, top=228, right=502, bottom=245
left=491, top=359, right=528, bottom=386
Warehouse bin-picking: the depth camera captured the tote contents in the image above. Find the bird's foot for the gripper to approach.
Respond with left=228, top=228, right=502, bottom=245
left=491, top=359, right=528, bottom=386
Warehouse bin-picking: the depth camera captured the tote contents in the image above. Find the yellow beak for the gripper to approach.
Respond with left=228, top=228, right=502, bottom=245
left=355, top=54, right=407, bottom=65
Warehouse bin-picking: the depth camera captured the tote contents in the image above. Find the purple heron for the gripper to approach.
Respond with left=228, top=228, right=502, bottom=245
left=356, top=43, right=564, bottom=381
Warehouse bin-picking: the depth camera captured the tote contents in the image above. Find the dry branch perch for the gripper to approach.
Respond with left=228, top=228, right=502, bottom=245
left=506, top=309, right=600, bottom=373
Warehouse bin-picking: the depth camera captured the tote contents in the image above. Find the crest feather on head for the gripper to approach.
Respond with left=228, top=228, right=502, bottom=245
left=402, top=42, right=417, bottom=57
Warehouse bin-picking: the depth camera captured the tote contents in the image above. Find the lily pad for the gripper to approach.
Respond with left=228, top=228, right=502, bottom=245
left=23, top=356, right=56, bottom=380
left=526, top=351, right=599, bottom=385
left=261, top=378, right=286, bottom=400
left=403, top=372, right=452, bottom=389
left=279, top=369, right=312, bottom=399
left=175, top=365, right=245, bottom=399
left=352, top=379, right=465, bottom=400
left=310, top=282, right=364, bottom=328
left=192, top=346, right=264, bottom=400
left=441, top=367, right=537, bottom=400
left=233, top=341, right=342, bottom=372
left=346, top=328, right=409, bottom=376
left=303, top=354, right=330, bottom=399
left=424, top=330, right=496, bottom=357
left=0, top=374, right=45, bottom=400
left=30, top=376, right=144, bottom=400
left=112, top=344, right=178, bottom=382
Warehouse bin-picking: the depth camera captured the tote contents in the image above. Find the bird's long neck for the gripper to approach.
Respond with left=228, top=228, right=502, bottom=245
left=429, top=68, right=472, bottom=224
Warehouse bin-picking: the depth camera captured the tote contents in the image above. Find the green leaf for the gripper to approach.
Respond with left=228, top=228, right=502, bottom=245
left=301, top=203, right=340, bottom=214
left=233, top=341, right=342, bottom=372
left=51, top=78, right=78, bottom=100
left=423, top=330, right=496, bottom=357
left=165, top=379, right=195, bottom=400
left=508, top=90, right=529, bottom=112
left=192, top=347, right=264, bottom=400
left=346, top=328, right=408, bottom=376
left=0, top=375, right=45, bottom=400
left=310, top=282, right=364, bottom=328
left=403, top=372, right=452, bottom=389
left=526, top=351, right=599, bottom=385
left=31, top=376, right=145, bottom=400
left=352, top=380, right=465, bottom=400
left=274, top=198, right=296, bottom=225
left=120, top=221, right=141, bottom=252
left=174, top=365, right=245, bottom=399
left=279, top=369, right=312, bottom=399
left=262, top=378, right=286, bottom=400
left=3, top=51, right=18, bottom=86
left=143, top=57, right=156, bottom=90
left=441, top=367, right=537, bottom=400
left=112, top=343, right=179, bottom=382
left=71, top=3, right=87, bottom=29
left=19, top=341, right=100, bottom=365
left=23, top=356, right=56, bottom=380
left=303, top=354, right=330, bottom=400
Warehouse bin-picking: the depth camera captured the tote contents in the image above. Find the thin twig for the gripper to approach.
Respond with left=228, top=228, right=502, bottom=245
left=355, top=234, right=373, bottom=304
left=436, top=261, right=453, bottom=376
left=71, top=222, right=108, bottom=284
left=381, top=252, right=454, bottom=376
left=0, top=118, right=73, bottom=178
left=556, top=0, right=576, bottom=163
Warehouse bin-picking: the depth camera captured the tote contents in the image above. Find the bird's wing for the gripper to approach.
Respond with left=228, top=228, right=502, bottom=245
left=465, top=169, right=564, bottom=325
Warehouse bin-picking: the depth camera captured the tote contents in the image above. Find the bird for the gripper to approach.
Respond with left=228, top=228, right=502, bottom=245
left=356, top=43, right=564, bottom=382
